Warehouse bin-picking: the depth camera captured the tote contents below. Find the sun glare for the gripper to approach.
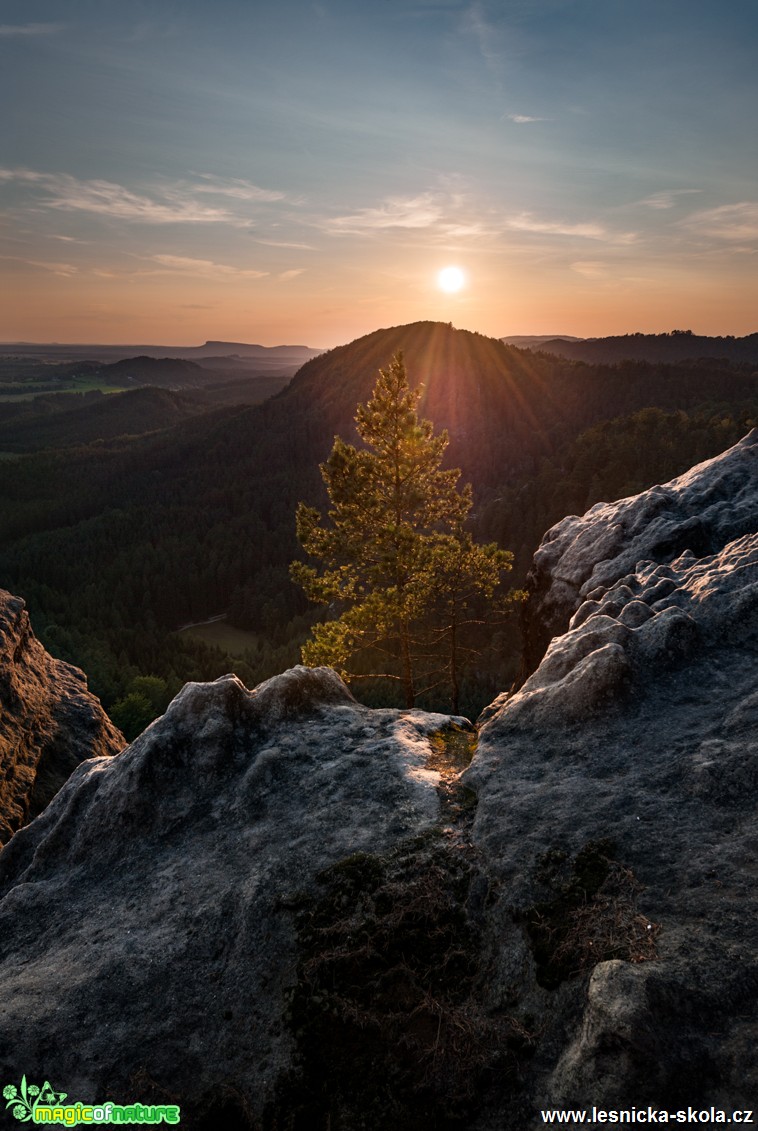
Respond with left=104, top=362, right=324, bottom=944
left=437, top=266, right=466, bottom=294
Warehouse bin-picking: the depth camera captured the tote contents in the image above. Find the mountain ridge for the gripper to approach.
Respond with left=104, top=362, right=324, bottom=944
left=0, top=340, right=323, bottom=365
left=506, top=329, right=758, bottom=365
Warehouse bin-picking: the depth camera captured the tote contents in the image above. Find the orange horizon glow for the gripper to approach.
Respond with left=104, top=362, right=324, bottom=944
left=3, top=276, right=755, bottom=350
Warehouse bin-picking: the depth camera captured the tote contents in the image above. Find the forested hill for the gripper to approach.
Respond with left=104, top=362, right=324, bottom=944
left=283, top=321, right=758, bottom=485
left=510, top=329, right=758, bottom=365
left=1, top=320, right=757, bottom=720
left=0, top=386, right=206, bottom=452
left=100, top=356, right=214, bottom=387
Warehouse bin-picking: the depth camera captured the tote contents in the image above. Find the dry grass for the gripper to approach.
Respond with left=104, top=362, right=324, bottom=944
left=527, top=842, right=660, bottom=988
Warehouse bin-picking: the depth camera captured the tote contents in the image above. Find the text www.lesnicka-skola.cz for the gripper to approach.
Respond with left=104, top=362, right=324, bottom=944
left=541, top=1109, right=754, bottom=1124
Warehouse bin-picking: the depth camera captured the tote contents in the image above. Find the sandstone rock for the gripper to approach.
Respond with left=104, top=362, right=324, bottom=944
left=518, top=427, right=758, bottom=679
left=466, top=432, right=758, bottom=1115
left=0, top=588, right=124, bottom=844
left=0, top=666, right=469, bottom=1127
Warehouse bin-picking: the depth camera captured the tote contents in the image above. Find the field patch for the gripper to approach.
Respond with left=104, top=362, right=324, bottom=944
left=177, top=618, right=261, bottom=656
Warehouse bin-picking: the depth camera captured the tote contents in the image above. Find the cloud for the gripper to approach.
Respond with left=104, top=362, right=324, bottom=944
left=638, top=190, right=701, bottom=210
left=0, top=23, right=64, bottom=36
left=570, top=260, right=606, bottom=278
left=0, top=168, right=233, bottom=224
left=192, top=174, right=286, bottom=203
left=150, top=254, right=267, bottom=278
left=0, top=168, right=291, bottom=227
left=323, top=191, right=498, bottom=242
left=504, top=212, right=633, bottom=242
left=506, top=114, right=547, bottom=124
left=463, top=2, right=502, bottom=76
left=278, top=269, right=305, bottom=281
left=680, top=202, right=758, bottom=242
left=327, top=193, right=444, bottom=234
left=0, top=254, right=76, bottom=276
left=322, top=188, right=634, bottom=250
left=253, top=238, right=316, bottom=250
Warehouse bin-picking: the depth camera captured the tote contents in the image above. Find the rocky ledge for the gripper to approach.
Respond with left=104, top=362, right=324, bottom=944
left=0, top=665, right=474, bottom=1128
left=518, top=427, right=758, bottom=678
left=468, top=430, right=758, bottom=1112
left=0, top=588, right=124, bottom=845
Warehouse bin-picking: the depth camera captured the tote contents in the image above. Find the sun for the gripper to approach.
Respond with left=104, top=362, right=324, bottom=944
left=437, top=265, right=466, bottom=294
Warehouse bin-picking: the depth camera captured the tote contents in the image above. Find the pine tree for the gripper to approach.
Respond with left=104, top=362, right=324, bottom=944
left=420, top=527, right=513, bottom=713
left=290, top=352, right=514, bottom=709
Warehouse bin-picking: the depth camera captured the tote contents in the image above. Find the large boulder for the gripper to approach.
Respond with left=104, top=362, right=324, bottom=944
left=467, top=431, right=758, bottom=1113
left=0, top=588, right=124, bottom=844
left=518, top=427, right=758, bottom=680
left=0, top=666, right=474, bottom=1128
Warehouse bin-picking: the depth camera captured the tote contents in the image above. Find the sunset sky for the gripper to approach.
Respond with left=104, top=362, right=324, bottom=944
left=2, top=0, right=757, bottom=346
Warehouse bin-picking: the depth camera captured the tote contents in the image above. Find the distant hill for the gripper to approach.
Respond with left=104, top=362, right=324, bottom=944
left=0, top=386, right=206, bottom=452
left=185, top=374, right=292, bottom=406
left=0, top=353, right=299, bottom=399
left=0, top=340, right=323, bottom=367
left=199, top=341, right=320, bottom=361
left=96, top=355, right=297, bottom=393
left=102, top=356, right=217, bottom=388
left=506, top=330, right=758, bottom=365
left=501, top=335, right=584, bottom=348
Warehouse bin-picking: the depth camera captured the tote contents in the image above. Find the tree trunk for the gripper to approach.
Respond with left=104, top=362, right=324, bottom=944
left=400, top=619, right=415, bottom=708
left=449, top=617, right=459, bottom=715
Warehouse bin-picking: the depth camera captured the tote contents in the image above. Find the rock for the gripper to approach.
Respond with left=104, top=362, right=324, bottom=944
left=466, top=431, right=758, bottom=1114
left=0, top=588, right=124, bottom=844
left=0, top=666, right=466, bottom=1127
left=517, top=428, right=758, bottom=680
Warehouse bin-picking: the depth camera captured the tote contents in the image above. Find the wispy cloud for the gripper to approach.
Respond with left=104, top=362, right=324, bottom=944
left=327, top=193, right=444, bottom=234
left=505, top=212, right=636, bottom=243
left=0, top=168, right=233, bottom=224
left=0, top=23, right=64, bottom=37
left=570, top=260, right=607, bottom=278
left=192, top=174, right=286, bottom=203
left=463, top=2, right=502, bottom=76
left=150, top=254, right=268, bottom=278
left=323, top=189, right=631, bottom=248
left=680, top=202, right=758, bottom=242
left=253, top=238, right=316, bottom=250
left=324, top=190, right=495, bottom=241
left=278, top=269, right=305, bottom=281
left=0, top=168, right=291, bottom=227
left=0, top=254, right=76, bottom=276
left=506, top=113, right=547, bottom=124
left=638, top=189, right=701, bottom=210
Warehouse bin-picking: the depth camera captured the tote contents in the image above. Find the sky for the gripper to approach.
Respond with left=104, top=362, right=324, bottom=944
left=1, top=0, right=757, bottom=346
